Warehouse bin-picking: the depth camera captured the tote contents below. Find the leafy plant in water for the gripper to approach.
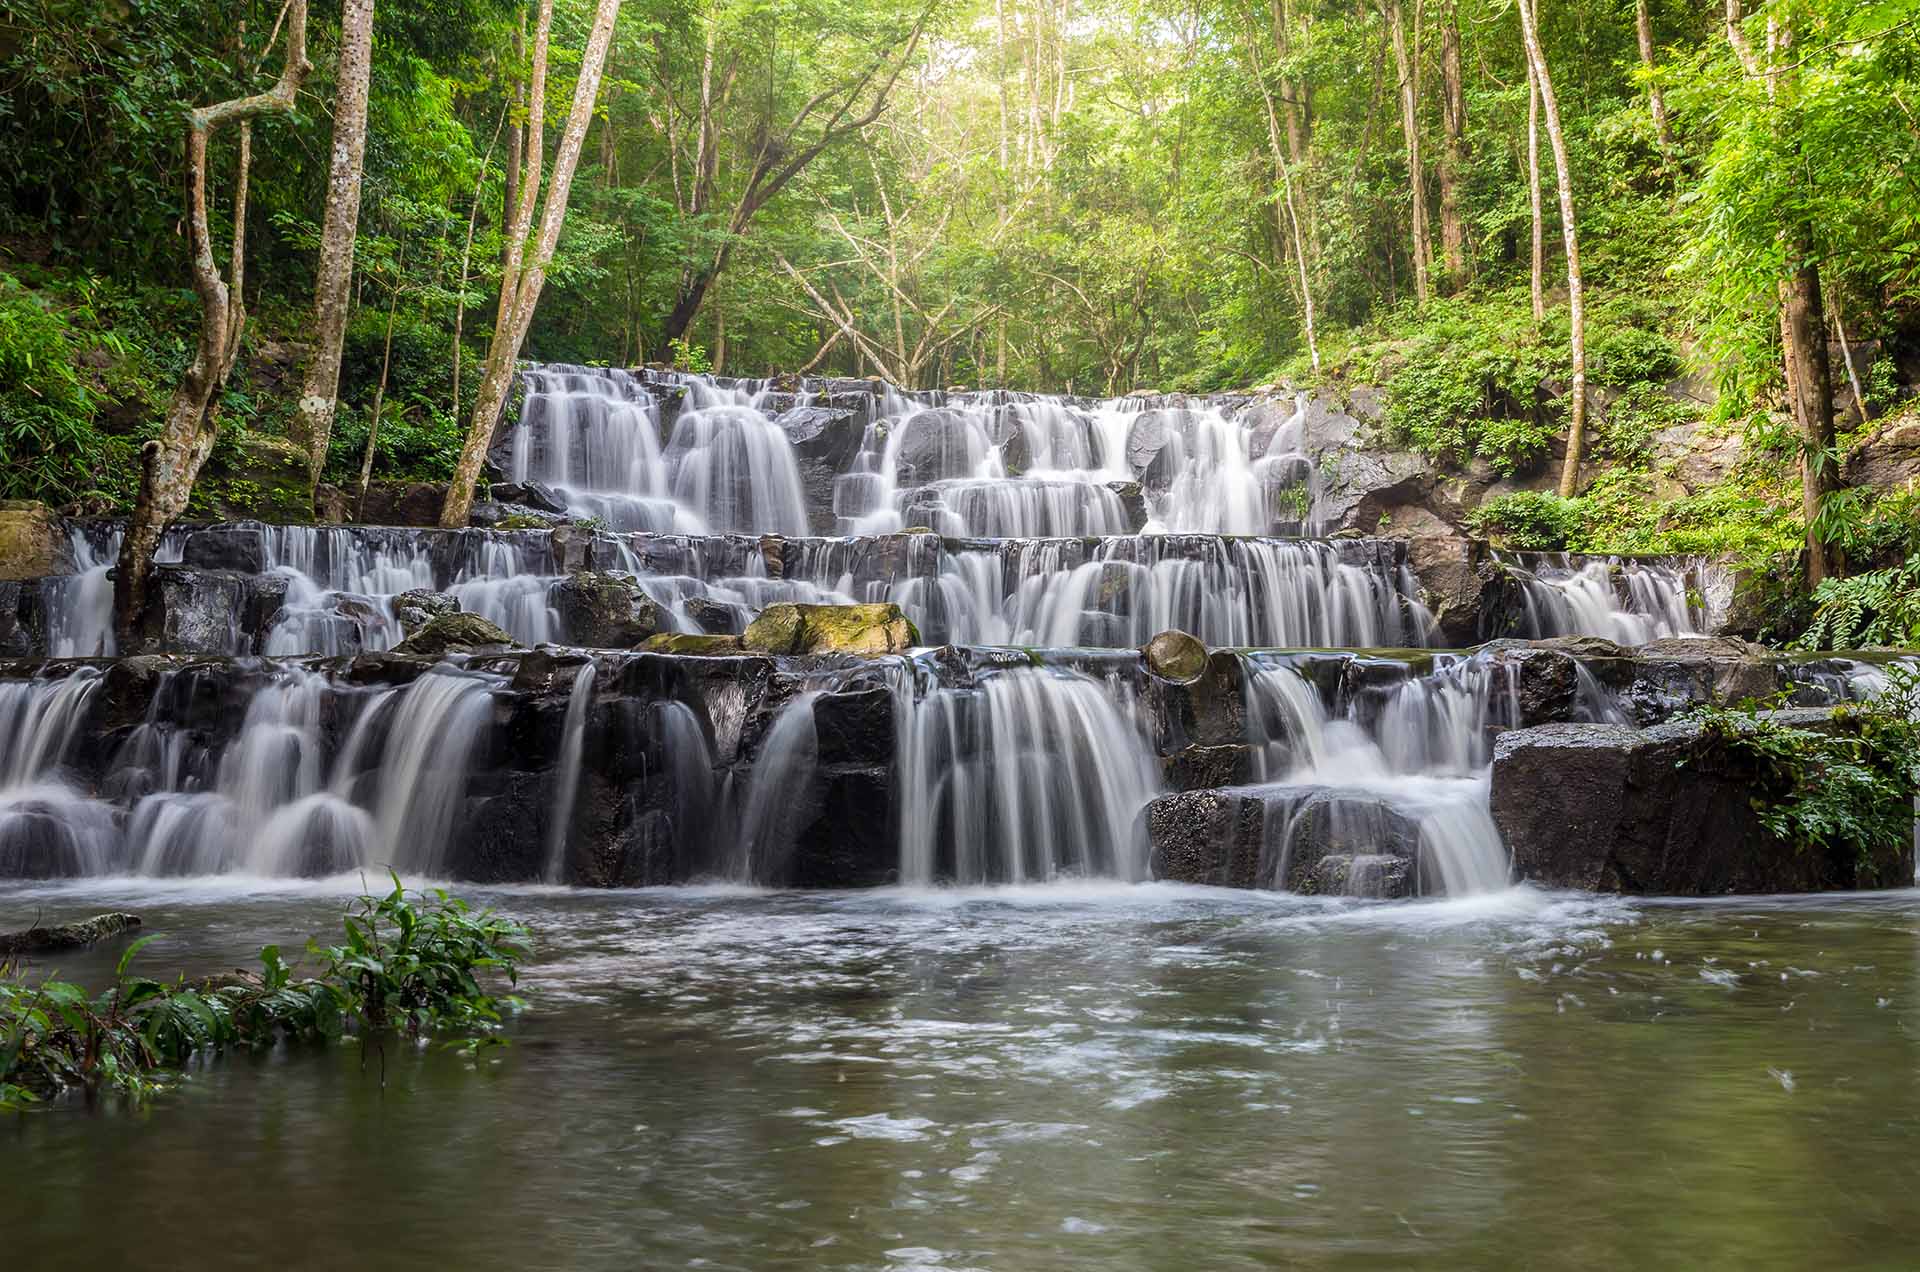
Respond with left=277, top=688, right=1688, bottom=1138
left=1, top=879, right=529, bottom=1111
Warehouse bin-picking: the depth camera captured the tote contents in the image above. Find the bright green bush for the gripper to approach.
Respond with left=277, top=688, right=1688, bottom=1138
left=1466, top=491, right=1583, bottom=550
left=1795, top=555, right=1920, bottom=650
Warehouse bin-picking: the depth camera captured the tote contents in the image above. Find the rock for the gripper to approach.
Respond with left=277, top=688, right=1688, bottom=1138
left=469, top=501, right=569, bottom=530
left=1142, top=629, right=1208, bottom=683
left=682, top=596, right=744, bottom=635
left=1489, top=711, right=1913, bottom=893
left=0, top=911, right=141, bottom=956
left=198, top=433, right=313, bottom=522
left=550, top=572, right=664, bottom=647
left=356, top=481, right=448, bottom=527
left=393, top=588, right=460, bottom=635
left=636, top=632, right=748, bottom=655
left=180, top=524, right=268, bottom=573
left=1843, top=419, right=1920, bottom=492
left=0, top=502, right=75, bottom=579
left=1146, top=784, right=1424, bottom=893
left=895, top=407, right=985, bottom=483
left=392, top=612, right=519, bottom=656
left=489, top=480, right=570, bottom=514
left=741, top=603, right=919, bottom=655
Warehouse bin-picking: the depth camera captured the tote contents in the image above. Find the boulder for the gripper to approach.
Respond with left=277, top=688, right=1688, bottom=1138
left=1146, top=784, right=1423, bottom=894
left=1489, top=711, right=1914, bottom=893
left=393, top=588, right=460, bottom=635
left=489, top=480, right=570, bottom=514
left=392, top=612, right=519, bottom=656
left=682, top=596, right=744, bottom=635
left=550, top=572, right=664, bottom=647
left=741, top=602, right=920, bottom=655
left=180, top=524, right=268, bottom=573
left=356, top=481, right=449, bottom=527
left=0, top=911, right=141, bottom=956
left=894, top=407, right=985, bottom=483
left=197, top=433, right=313, bottom=522
left=1843, top=419, right=1920, bottom=492
left=0, top=502, right=74, bottom=579
left=1142, top=629, right=1208, bottom=683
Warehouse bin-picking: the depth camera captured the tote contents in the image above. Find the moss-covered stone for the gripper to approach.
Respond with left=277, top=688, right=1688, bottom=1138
left=393, top=612, right=519, bottom=656
left=740, top=602, right=920, bottom=655
left=197, top=432, right=314, bottom=522
left=1142, top=628, right=1208, bottom=682
left=636, top=632, right=748, bottom=655
left=0, top=501, right=74, bottom=579
left=551, top=571, right=663, bottom=647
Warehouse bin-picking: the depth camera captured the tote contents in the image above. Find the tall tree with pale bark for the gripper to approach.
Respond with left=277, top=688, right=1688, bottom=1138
left=114, top=0, right=313, bottom=646
left=440, top=0, right=624, bottom=528
left=287, top=0, right=377, bottom=500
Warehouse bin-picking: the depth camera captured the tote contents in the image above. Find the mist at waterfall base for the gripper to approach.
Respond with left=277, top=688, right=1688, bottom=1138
left=7, top=879, right=1920, bottom=1270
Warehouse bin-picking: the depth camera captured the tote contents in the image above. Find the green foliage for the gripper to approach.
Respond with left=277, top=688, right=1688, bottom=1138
left=1809, top=488, right=1920, bottom=568
left=1685, top=666, right=1920, bottom=865
left=1, top=880, right=529, bottom=1111
left=667, top=338, right=713, bottom=375
left=1467, top=491, right=1582, bottom=551
left=1795, top=555, right=1920, bottom=651
left=0, top=279, right=99, bottom=502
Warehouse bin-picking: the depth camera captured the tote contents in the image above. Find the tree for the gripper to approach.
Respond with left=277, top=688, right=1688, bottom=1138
left=1516, top=0, right=1587, bottom=498
left=440, top=0, right=624, bottom=527
left=114, top=0, right=312, bottom=646
left=1435, top=0, right=1469, bottom=287
left=1387, top=0, right=1432, bottom=303
left=286, top=0, right=377, bottom=500
left=1634, top=0, right=1673, bottom=153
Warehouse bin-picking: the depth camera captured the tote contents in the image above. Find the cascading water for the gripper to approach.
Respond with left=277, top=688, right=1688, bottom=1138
left=1233, top=654, right=1514, bottom=897
left=897, top=666, right=1164, bottom=885
left=1501, top=553, right=1705, bottom=645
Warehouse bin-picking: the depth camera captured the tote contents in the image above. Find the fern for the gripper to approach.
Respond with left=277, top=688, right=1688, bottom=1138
left=1795, top=554, right=1920, bottom=650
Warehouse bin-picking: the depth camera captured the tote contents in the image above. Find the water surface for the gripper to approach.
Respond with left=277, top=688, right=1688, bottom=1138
left=4, top=879, right=1919, bottom=1270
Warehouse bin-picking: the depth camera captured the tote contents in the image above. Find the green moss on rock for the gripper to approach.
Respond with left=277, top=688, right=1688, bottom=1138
left=393, top=612, right=519, bottom=656
left=1143, top=628, right=1208, bottom=682
left=740, top=602, right=920, bottom=655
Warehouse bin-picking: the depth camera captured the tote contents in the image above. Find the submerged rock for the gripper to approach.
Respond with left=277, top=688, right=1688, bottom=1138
left=0, top=911, right=141, bottom=955
left=1142, top=629, right=1208, bottom=683
left=741, top=602, right=919, bottom=655
left=393, top=612, right=519, bottom=656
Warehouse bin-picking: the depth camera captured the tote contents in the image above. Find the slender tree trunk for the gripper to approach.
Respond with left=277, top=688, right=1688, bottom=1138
left=1785, top=256, right=1840, bottom=582
left=1389, top=0, right=1431, bottom=303
left=1246, top=15, right=1320, bottom=369
left=357, top=280, right=402, bottom=516
left=114, top=4, right=311, bottom=646
left=1516, top=0, right=1586, bottom=498
left=440, top=0, right=622, bottom=528
left=1635, top=0, right=1674, bottom=152
left=1830, top=292, right=1868, bottom=423
left=453, top=104, right=510, bottom=416
left=1526, top=56, right=1545, bottom=322
left=1437, top=0, right=1468, bottom=288
left=287, top=0, right=375, bottom=500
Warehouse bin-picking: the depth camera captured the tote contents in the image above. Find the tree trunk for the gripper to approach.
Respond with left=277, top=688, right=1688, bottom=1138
left=1635, top=0, right=1674, bottom=152
left=286, top=0, right=375, bottom=499
left=1785, top=256, right=1840, bottom=583
left=114, top=5, right=311, bottom=647
left=1389, top=0, right=1431, bottom=303
left=440, top=0, right=622, bottom=528
left=1516, top=0, right=1587, bottom=499
left=357, top=280, right=402, bottom=516
left=1437, top=0, right=1469, bottom=288
left=1527, top=57, right=1545, bottom=323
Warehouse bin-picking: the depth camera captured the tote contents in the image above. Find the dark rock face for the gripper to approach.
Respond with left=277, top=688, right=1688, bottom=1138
left=1145, top=784, right=1422, bottom=896
left=490, top=481, right=570, bottom=515
left=355, top=481, right=451, bottom=527
left=1843, top=419, right=1920, bottom=492
left=549, top=572, right=664, bottom=647
left=1489, top=712, right=1915, bottom=893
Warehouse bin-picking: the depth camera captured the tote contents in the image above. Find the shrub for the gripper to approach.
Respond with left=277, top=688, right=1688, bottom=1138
left=1466, top=491, right=1582, bottom=550
left=1794, top=554, right=1920, bottom=650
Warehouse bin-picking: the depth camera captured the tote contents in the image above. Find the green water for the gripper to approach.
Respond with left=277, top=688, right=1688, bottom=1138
left=4, top=879, right=1919, bottom=1270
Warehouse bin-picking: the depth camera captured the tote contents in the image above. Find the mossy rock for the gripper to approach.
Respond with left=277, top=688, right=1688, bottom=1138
left=1142, top=629, right=1208, bottom=683
left=636, top=632, right=748, bottom=655
left=0, top=501, right=75, bottom=579
left=393, top=612, right=519, bottom=656
left=741, top=602, right=920, bottom=655
left=199, top=432, right=313, bottom=522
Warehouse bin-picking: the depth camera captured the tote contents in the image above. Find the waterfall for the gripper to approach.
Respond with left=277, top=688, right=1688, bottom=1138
left=545, top=663, right=597, bottom=882
left=732, top=690, right=821, bottom=882
left=1502, top=553, right=1704, bottom=644
left=1234, top=655, right=1511, bottom=896
left=898, top=667, right=1163, bottom=885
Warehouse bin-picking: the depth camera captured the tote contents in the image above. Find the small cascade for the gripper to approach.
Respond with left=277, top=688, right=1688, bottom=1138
left=1501, top=553, right=1705, bottom=645
left=731, top=690, right=821, bottom=882
left=1231, top=655, right=1513, bottom=897
left=45, top=527, right=118, bottom=657
left=898, top=666, right=1163, bottom=885
left=1148, top=395, right=1319, bottom=534
left=545, top=663, right=598, bottom=882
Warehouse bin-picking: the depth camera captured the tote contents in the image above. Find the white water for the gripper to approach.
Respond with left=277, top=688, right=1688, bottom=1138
left=1503, top=554, right=1705, bottom=644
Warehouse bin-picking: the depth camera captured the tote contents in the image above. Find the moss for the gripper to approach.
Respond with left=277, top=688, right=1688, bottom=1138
left=636, top=632, right=748, bottom=655
left=1143, top=629, right=1208, bottom=682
